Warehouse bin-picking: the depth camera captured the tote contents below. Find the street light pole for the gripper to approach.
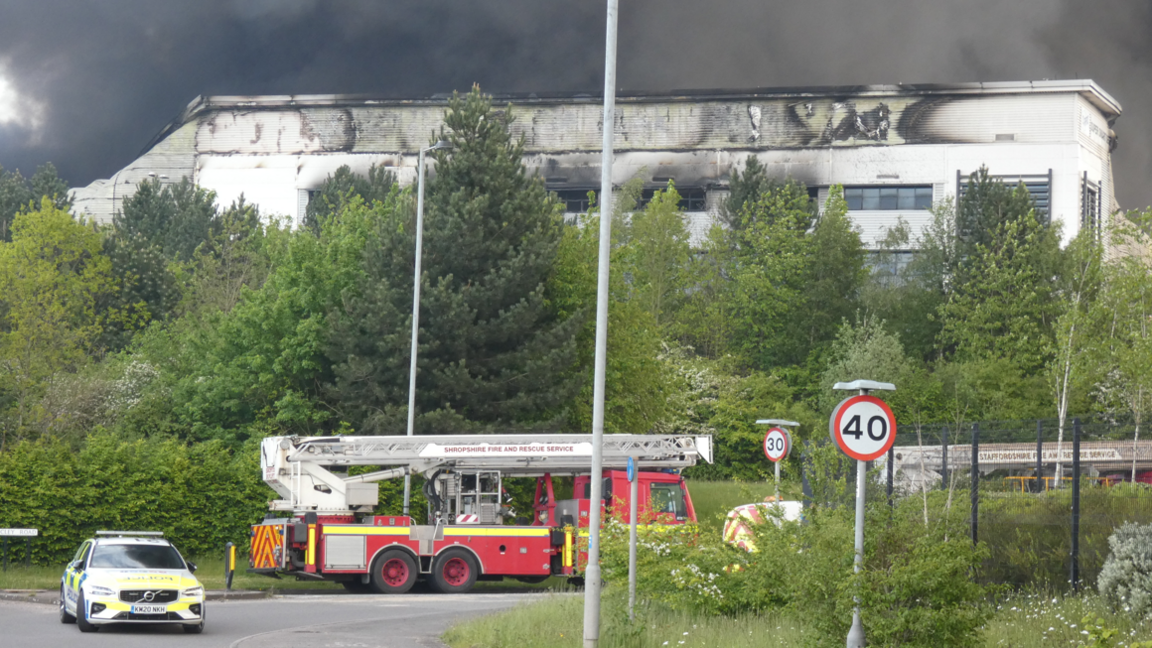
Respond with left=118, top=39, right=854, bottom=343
left=403, top=140, right=451, bottom=518
left=583, top=2, right=618, bottom=647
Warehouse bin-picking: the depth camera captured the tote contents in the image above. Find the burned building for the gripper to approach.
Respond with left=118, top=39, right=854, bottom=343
left=71, top=80, right=1121, bottom=249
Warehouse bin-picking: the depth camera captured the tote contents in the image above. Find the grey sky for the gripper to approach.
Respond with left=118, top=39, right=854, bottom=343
left=0, top=0, right=1148, bottom=209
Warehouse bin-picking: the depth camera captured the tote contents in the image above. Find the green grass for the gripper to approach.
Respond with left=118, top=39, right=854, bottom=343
left=442, top=590, right=805, bottom=648
left=982, top=590, right=1152, bottom=647
left=444, top=589, right=1152, bottom=648
left=687, top=480, right=801, bottom=531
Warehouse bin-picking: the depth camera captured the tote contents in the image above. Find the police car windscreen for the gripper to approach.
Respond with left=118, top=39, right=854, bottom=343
left=90, top=544, right=186, bottom=570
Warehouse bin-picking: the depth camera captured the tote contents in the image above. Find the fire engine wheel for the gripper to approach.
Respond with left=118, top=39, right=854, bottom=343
left=430, top=549, right=478, bottom=594
left=370, top=549, right=417, bottom=594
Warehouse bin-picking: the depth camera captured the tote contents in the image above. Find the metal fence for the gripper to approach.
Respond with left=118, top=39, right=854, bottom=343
left=883, top=415, right=1152, bottom=591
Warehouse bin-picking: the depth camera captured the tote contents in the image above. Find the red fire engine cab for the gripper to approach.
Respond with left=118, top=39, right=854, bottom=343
left=249, top=434, right=712, bottom=594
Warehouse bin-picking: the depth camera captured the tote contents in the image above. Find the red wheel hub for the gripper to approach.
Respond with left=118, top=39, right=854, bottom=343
left=381, top=558, right=410, bottom=587
left=442, top=557, right=470, bottom=586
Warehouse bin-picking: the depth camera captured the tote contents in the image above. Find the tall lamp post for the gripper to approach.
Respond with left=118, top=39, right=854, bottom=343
left=403, top=140, right=452, bottom=518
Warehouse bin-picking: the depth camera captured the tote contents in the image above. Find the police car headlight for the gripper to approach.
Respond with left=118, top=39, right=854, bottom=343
left=182, top=586, right=203, bottom=598
left=88, top=585, right=116, bottom=597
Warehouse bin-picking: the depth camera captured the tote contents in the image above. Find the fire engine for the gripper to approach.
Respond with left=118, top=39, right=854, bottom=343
left=248, top=433, right=713, bottom=594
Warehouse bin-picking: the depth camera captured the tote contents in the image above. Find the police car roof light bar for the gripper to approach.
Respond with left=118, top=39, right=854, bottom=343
left=95, top=530, right=165, bottom=537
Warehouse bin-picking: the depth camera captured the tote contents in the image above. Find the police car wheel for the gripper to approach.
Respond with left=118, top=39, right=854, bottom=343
left=75, top=592, right=98, bottom=633
left=59, top=586, right=75, bottom=624
left=183, top=622, right=204, bottom=634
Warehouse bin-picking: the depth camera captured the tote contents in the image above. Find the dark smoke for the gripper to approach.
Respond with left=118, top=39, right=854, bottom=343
left=0, top=0, right=1148, bottom=209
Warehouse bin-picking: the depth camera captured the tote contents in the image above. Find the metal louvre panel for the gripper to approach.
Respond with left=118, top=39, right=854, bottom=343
left=324, top=535, right=366, bottom=570
left=914, top=94, right=1075, bottom=144
left=958, top=172, right=1051, bottom=216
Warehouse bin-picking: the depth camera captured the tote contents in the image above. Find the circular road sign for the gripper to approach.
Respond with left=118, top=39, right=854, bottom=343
left=627, top=456, right=636, bottom=482
left=830, top=395, right=896, bottom=462
left=763, top=427, right=792, bottom=463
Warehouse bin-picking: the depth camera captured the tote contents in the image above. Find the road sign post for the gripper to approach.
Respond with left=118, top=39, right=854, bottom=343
left=0, top=529, right=37, bottom=571
left=627, top=456, right=638, bottom=621
left=756, top=419, right=798, bottom=501
left=830, top=381, right=896, bottom=648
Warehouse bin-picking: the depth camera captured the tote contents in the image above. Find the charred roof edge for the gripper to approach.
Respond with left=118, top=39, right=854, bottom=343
left=137, top=80, right=1121, bottom=157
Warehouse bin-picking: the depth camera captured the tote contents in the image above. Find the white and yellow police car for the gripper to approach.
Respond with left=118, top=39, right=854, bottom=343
left=59, top=531, right=205, bottom=633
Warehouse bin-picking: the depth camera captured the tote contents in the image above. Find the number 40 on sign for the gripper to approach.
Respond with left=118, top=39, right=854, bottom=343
left=830, top=395, right=896, bottom=461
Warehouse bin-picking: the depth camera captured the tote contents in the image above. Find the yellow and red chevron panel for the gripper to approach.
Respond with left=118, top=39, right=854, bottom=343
left=250, top=524, right=285, bottom=569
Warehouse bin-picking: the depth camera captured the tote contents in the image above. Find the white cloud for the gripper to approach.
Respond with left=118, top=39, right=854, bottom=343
left=0, top=66, right=43, bottom=133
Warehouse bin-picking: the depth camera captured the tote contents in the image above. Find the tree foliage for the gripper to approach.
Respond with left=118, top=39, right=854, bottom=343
left=0, top=199, right=113, bottom=448
left=115, top=177, right=218, bottom=262
left=325, top=88, right=581, bottom=433
left=0, top=163, right=71, bottom=243
left=938, top=207, right=1061, bottom=373
left=303, top=164, right=396, bottom=231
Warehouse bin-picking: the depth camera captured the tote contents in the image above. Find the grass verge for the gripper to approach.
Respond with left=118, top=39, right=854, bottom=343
left=443, top=588, right=1152, bottom=648
left=442, top=589, right=805, bottom=648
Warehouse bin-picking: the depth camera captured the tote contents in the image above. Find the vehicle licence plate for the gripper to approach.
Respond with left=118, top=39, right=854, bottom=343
left=132, top=604, right=167, bottom=614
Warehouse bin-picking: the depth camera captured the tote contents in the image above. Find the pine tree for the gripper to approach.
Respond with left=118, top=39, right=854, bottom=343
left=956, top=166, right=1040, bottom=260
left=0, top=163, right=71, bottom=243
left=303, top=164, right=396, bottom=232
left=115, top=177, right=218, bottom=262
left=326, top=88, right=581, bottom=433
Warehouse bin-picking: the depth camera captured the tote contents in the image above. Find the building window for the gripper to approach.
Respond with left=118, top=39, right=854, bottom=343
left=1082, top=174, right=1101, bottom=240
left=553, top=187, right=708, bottom=213
left=639, top=187, right=707, bottom=211
left=555, top=189, right=597, bottom=213
left=844, top=186, right=933, bottom=211
left=957, top=171, right=1051, bottom=218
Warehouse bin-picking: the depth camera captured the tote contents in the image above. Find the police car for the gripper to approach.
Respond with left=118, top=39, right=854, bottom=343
left=59, top=531, right=205, bottom=633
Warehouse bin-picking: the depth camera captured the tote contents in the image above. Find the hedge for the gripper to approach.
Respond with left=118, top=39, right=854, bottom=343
left=0, top=432, right=268, bottom=565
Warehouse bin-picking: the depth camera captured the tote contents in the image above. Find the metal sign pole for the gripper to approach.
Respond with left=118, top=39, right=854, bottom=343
left=830, top=380, right=896, bottom=648
left=846, top=387, right=869, bottom=648
left=848, top=454, right=867, bottom=647
left=628, top=457, right=638, bottom=622
left=774, top=460, right=781, bottom=501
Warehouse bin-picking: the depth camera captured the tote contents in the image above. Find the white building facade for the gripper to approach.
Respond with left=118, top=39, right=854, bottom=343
left=72, top=80, right=1121, bottom=249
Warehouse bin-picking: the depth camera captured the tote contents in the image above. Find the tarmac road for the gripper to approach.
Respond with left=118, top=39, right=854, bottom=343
left=0, top=590, right=539, bottom=648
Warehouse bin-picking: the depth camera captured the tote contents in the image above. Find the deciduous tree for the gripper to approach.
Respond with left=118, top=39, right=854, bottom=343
left=0, top=199, right=113, bottom=448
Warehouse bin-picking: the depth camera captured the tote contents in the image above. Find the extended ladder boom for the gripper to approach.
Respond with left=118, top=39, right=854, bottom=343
left=261, top=434, right=713, bottom=514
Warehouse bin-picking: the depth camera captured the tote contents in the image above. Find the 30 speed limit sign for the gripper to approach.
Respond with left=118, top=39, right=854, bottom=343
left=763, top=427, right=791, bottom=462
left=830, top=395, right=896, bottom=461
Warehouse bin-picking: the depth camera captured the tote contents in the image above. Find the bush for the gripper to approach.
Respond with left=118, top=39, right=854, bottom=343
left=980, top=483, right=1152, bottom=590
left=1098, top=521, right=1152, bottom=621
left=0, top=431, right=267, bottom=564
left=599, top=465, right=992, bottom=648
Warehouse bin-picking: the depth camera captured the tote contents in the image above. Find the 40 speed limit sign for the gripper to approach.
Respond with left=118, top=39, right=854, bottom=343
left=829, top=395, right=896, bottom=461
left=763, top=427, right=791, bottom=462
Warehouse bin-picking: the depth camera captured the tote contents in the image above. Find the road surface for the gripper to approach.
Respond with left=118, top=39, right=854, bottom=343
left=0, top=591, right=539, bottom=648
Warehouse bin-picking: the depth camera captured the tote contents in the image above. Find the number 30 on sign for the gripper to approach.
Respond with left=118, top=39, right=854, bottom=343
left=830, top=395, right=896, bottom=461
left=763, top=427, right=791, bottom=462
